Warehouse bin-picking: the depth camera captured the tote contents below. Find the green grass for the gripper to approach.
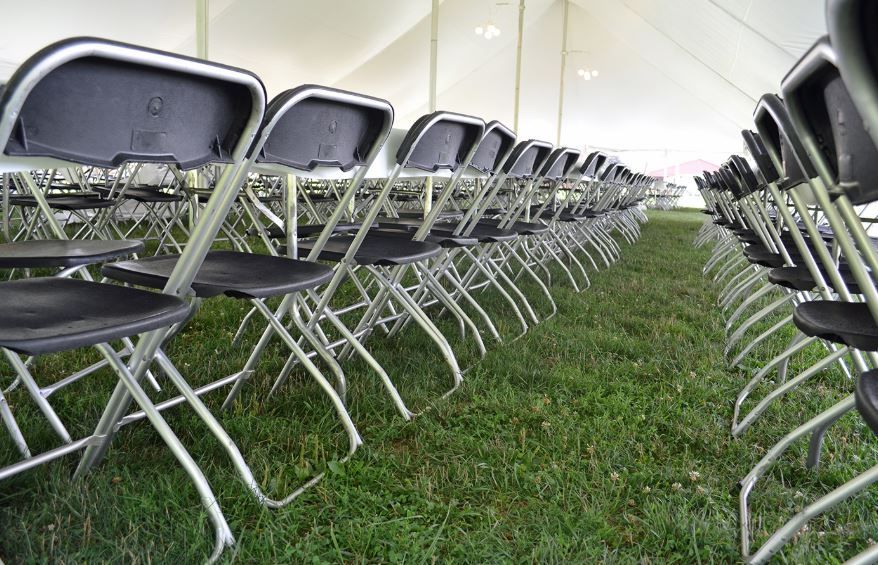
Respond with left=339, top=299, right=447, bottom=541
left=2, top=209, right=878, bottom=563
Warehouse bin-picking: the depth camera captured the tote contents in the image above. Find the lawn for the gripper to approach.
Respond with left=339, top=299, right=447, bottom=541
left=1, top=209, right=876, bottom=563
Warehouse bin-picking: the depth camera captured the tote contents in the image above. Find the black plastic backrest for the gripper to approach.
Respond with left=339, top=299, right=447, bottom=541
left=395, top=111, right=485, bottom=172
left=0, top=37, right=262, bottom=170
left=694, top=175, right=706, bottom=190
left=723, top=164, right=746, bottom=200
left=828, top=0, right=878, bottom=151
left=539, top=147, right=581, bottom=180
left=256, top=84, right=393, bottom=172
left=469, top=120, right=516, bottom=174
left=729, top=155, right=760, bottom=194
left=600, top=163, right=620, bottom=182
left=753, top=94, right=817, bottom=190
left=741, top=130, right=780, bottom=185
left=781, top=37, right=878, bottom=205
left=578, top=151, right=601, bottom=176
left=502, top=139, right=553, bottom=178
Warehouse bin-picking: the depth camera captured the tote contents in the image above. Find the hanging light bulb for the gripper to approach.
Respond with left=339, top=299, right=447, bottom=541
left=583, top=73, right=591, bottom=81
left=475, top=25, right=484, bottom=35
left=591, top=70, right=599, bottom=77
left=577, top=68, right=585, bottom=77
left=493, top=27, right=501, bottom=36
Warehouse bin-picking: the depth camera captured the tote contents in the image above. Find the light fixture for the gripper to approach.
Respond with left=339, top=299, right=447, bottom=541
left=577, top=68, right=585, bottom=77
left=583, top=73, right=591, bottom=81
left=475, top=21, right=500, bottom=40
left=591, top=70, right=599, bottom=77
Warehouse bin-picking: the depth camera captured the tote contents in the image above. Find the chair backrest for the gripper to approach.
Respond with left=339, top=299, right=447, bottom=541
left=600, top=163, right=622, bottom=182
left=753, top=94, right=817, bottom=190
left=253, top=84, right=393, bottom=173
left=579, top=151, right=604, bottom=178
left=469, top=120, right=516, bottom=174
left=539, top=147, right=581, bottom=180
left=781, top=36, right=878, bottom=205
left=395, top=111, right=485, bottom=173
left=729, top=155, right=760, bottom=194
left=0, top=37, right=264, bottom=170
left=828, top=0, right=878, bottom=151
left=501, top=139, right=553, bottom=178
left=741, top=130, right=780, bottom=187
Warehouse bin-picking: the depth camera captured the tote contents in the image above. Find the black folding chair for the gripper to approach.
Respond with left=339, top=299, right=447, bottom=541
left=0, top=37, right=266, bottom=562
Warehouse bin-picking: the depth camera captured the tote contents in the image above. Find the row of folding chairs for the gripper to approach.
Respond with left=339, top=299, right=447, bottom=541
left=695, top=1, right=878, bottom=561
left=0, top=37, right=651, bottom=560
left=644, top=181, right=685, bottom=210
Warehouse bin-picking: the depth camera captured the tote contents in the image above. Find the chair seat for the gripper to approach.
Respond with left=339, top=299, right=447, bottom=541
left=102, top=250, right=334, bottom=299
left=0, top=278, right=189, bottom=356
left=732, top=229, right=763, bottom=244
left=94, top=186, right=184, bottom=203
left=478, top=218, right=549, bottom=235
left=793, top=301, right=878, bottom=350
left=124, top=188, right=184, bottom=203
left=265, top=222, right=366, bottom=239
left=768, top=265, right=862, bottom=293
left=0, top=239, right=144, bottom=268
left=372, top=228, right=477, bottom=249
left=297, top=233, right=442, bottom=266
left=396, top=209, right=462, bottom=221
left=444, top=222, right=517, bottom=243
left=743, top=245, right=786, bottom=268
left=12, top=196, right=114, bottom=210
left=855, top=369, right=878, bottom=436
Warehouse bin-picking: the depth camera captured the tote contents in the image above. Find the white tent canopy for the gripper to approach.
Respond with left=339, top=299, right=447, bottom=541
left=0, top=0, right=826, bottom=170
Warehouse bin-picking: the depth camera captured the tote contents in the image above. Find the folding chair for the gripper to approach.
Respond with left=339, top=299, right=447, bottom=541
left=0, top=37, right=266, bottom=561
left=101, top=85, right=401, bottom=507
left=232, top=113, right=486, bottom=418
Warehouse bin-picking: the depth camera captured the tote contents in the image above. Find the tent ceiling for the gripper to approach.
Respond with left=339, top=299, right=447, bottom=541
left=0, top=0, right=826, bottom=160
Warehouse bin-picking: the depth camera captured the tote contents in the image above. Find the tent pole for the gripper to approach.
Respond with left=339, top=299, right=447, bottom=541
left=513, top=0, right=526, bottom=132
left=425, top=0, right=440, bottom=218
left=195, top=0, right=209, bottom=60
left=429, top=0, right=439, bottom=113
left=555, top=0, right=569, bottom=146
left=192, top=0, right=210, bottom=201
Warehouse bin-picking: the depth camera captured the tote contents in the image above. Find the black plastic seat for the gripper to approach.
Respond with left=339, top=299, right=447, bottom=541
left=734, top=230, right=763, bottom=244
left=768, top=265, right=862, bottom=293
left=265, top=222, right=366, bottom=239
left=102, top=250, right=334, bottom=299
left=12, top=195, right=114, bottom=210
left=436, top=221, right=517, bottom=243
left=478, top=218, right=549, bottom=235
left=122, top=187, right=185, bottom=203
left=743, top=245, right=786, bottom=268
left=0, top=277, right=190, bottom=356
left=297, top=233, right=442, bottom=266
left=793, top=300, right=878, bottom=350
left=0, top=239, right=144, bottom=268
left=372, top=227, right=477, bottom=249
left=396, top=209, right=461, bottom=221
left=855, top=369, right=878, bottom=436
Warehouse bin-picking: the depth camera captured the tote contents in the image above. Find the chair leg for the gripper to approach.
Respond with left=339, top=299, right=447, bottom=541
left=94, top=343, right=235, bottom=564
left=738, top=395, right=856, bottom=559
left=747, top=462, right=878, bottom=564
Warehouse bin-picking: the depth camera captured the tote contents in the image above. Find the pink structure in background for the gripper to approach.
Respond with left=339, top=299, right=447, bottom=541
left=647, top=159, right=719, bottom=179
